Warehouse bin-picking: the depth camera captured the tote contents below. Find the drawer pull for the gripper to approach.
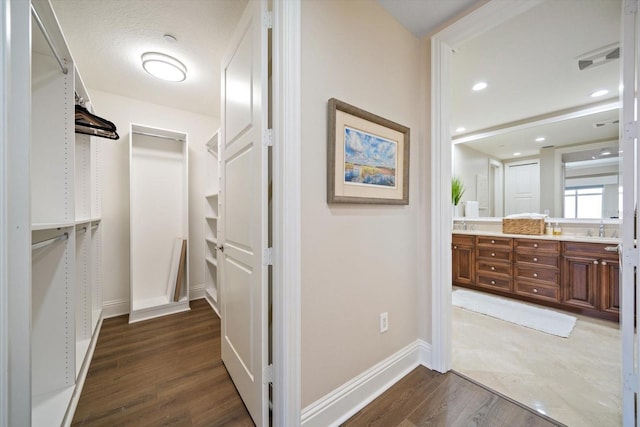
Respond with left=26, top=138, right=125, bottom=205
left=593, top=260, right=599, bottom=265
left=602, top=261, right=607, bottom=266
left=533, top=288, right=538, bottom=293
left=491, top=266, right=495, bottom=271
left=491, top=252, right=495, bottom=257
left=490, top=280, right=496, bottom=285
left=491, top=240, right=495, bottom=244
left=604, top=246, right=619, bottom=252
left=533, top=257, right=538, bottom=262
left=533, top=273, right=538, bottom=278
left=533, top=243, right=538, bottom=248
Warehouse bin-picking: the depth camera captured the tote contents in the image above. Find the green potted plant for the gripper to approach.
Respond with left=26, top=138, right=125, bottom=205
left=452, top=176, right=465, bottom=216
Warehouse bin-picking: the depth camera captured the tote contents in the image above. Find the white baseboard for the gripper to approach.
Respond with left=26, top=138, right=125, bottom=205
left=301, top=339, right=432, bottom=427
left=102, top=285, right=208, bottom=319
left=102, top=298, right=129, bottom=318
left=189, top=283, right=205, bottom=300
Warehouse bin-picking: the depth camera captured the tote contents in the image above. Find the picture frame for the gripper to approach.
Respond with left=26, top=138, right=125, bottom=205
left=327, top=98, right=410, bottom=204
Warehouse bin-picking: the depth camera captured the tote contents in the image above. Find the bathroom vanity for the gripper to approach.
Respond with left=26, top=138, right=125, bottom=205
left=452, top=230, right=620, bottom=321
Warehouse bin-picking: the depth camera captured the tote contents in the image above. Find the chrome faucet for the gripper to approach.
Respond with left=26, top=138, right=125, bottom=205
left=599, top=222, right=605, bottom=238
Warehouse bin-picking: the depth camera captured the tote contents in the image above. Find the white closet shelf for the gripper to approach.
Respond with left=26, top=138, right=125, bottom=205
left=205, top=256, right=218, bottom=267
left=32, top=221, right=75, bottom=231
left=205, top=237, right=218, bottom=245
left=205, top=215, right=218, bottom=220
left=205, top=192, right=219, bottom=198
left=75, top=219, right=91, bottom=226
left=32, top=386, right=75, bottom=427
left=90, top=217, right=102, bottom=223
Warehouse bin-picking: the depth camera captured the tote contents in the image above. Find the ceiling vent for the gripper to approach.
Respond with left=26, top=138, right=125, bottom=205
left=593, top=119, right=619, bottom=128
left=578, top=43, right=620, bottom=71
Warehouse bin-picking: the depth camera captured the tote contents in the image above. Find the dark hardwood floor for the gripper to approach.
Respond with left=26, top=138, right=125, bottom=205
left=71, top=299, right=253, bottom=426
left=74, top=299, right=562, bottom=426
left=343, top=367, right=563, bottom=427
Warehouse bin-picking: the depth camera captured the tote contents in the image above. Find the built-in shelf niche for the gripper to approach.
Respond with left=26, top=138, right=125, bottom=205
left=129, top=124, right=189, bottom=323
left=204, top=131, right=220, bottom=315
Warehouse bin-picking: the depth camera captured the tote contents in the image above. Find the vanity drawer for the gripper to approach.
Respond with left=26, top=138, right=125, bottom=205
left=476, top=236, right=512, bottom=249
left=476, top=248, right=512, bottom=262
left=514, top=239, right=559, bottom=253
left=515, top=252, right=560, bottom=268
left=452, top=234, right=475, bottom=246
left=477, top=260, right=512, bottom=276
left=515, top=266, right=559, bottom=285
left=515, top=280, right=560, bottom=302
left=476, top=273, right=512, bottom=291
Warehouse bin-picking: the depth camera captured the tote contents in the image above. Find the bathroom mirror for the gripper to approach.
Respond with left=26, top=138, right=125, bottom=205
left=450, top=0, right=621, bottom=220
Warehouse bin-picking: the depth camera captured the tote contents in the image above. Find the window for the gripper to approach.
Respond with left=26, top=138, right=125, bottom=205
left=564, top=186, right=603, bottom=218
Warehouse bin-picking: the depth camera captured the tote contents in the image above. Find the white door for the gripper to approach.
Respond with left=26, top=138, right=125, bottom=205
left=504, top=160, right=540, bottom=215
left=219, top=0, right=269, bottom=425
left=620, top=1, right=638, bottom=425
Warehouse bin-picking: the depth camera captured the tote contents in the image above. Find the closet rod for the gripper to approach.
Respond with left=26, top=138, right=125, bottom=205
left=91, top=224, right=99, bottom=230
left=32, top=232, right=69, bottom=251
left=77, top=226, right=88, bottom=234
left=132, top=130, right=185, bottom=142
left=31, top=5, right=68, bottom=75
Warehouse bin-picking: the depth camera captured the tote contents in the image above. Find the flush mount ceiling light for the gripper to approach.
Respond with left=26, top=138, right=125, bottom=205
left=513, top=152, right=521, bottom=156
left=472, top=81, right=488, bottom=91
left=141, top=52, right=187, bottom=82
left=455, top=126, right=466, bottom=133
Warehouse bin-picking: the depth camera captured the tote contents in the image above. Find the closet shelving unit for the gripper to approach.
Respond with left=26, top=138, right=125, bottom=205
left=29, top=1, right=104, bottom=425
left=129, top=124, right=190, bottom=323
left=204, top=131, right=221, bottom=315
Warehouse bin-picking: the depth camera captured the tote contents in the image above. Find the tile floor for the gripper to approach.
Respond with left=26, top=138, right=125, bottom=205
left=452, top=292, right=621, bottom=427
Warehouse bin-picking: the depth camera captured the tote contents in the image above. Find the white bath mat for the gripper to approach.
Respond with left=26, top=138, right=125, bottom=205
left=452, top=289, right=577, bottom=338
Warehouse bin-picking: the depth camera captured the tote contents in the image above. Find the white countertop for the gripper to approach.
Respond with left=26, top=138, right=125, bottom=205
left=452, top=230, right=620, bottom=245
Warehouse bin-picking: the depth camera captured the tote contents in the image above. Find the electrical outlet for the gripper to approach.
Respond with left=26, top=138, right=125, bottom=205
left=379, top=312, right=388, bottom=333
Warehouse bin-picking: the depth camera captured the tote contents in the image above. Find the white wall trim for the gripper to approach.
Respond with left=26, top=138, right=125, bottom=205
left=272, top=0, right=302, bottom=425
left=102, top=298, right=129, bottom=318
left=429, top=0, right=545, bottom=376
left=300, top=340, right=431, bottom=427
left=0, top=0, right=8, bottom=423
left=189, top=283, right=205, bottom=300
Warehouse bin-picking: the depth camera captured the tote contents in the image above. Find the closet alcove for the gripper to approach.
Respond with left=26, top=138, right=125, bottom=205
left=129, top=124, right=190, bottom=323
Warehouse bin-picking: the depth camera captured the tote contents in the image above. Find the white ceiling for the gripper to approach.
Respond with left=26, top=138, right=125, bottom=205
left=51, top=0, right=247, bottom=117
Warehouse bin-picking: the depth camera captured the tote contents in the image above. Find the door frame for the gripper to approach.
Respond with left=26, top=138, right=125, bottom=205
left=429, top=0, right=546, bottom=373
left=272, top=0, right=301, bottom=425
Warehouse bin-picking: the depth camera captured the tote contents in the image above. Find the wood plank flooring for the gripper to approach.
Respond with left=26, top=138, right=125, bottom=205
left=74, top=299, right=563, bottom=426
left=71, top=299, right=253, bottom=426
left=343, top=367, right=564, bottom=427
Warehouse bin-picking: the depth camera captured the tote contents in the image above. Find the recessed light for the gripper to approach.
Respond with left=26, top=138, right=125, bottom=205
left=600, top=149, right=612, bottom=156
left=472, top=81, right=488, bottom=91
left=535, top=137, right=545, bottom=142
left=513, top=152, right=521, bottom=156
left=455, top=127, right=466, bottom=133
left=590, top=89, right=609, bottom=98
left=141, top=52, right=187, bottom=82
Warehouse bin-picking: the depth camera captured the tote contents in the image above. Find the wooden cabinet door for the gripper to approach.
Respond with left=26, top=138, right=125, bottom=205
left=452, top=243, right=474, bottom=286
left=562, top=255, right=599, bottom=310
left=600, top=258, right=620, bottom=316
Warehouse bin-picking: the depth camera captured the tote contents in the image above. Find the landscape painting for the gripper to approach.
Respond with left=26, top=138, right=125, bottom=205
left=343, top=126, right=397, bottom=188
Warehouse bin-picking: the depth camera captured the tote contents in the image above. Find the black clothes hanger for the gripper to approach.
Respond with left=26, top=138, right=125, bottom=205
left=75, top=102, right=119, bottom=140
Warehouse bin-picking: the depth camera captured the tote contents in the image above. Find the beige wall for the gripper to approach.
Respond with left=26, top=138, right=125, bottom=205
left=301, top=0, right=423, bottom=407
left=89, top=89, right=218, bottom=309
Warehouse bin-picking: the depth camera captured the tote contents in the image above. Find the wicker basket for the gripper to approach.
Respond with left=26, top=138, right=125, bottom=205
left=502, top=218, right=545, bottom=235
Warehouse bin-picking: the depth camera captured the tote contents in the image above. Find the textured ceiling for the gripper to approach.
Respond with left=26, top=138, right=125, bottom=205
left=51, top=0, right=247, bottom=117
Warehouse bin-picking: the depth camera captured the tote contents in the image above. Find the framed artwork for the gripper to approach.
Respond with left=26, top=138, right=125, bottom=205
left=327, top=98, right=410, bottom=204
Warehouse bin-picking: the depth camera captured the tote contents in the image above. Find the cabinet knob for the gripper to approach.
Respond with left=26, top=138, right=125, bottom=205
left=533, top=243, right=538, bottom=248
left=533, top=273, right=538, bottom=278
left=601, top=261, right=607, bottom=266
left=491, top=266, right=495, bottom=271
left=491, top=240, right=495, bottom=244
left=490, top=280, right=496, bottom=285
left=533, top=257, right=538, bottom=262
left=533, top=288, right=538, bottom=293
left=491, top=252, right=495, bottom=257
left=593, top=260, right=599, bottom=265
left=453, top=245, right=458, bottom=249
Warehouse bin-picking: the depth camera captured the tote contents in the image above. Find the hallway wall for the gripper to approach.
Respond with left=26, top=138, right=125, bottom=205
left=300, top=0, right=423, bottom=407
